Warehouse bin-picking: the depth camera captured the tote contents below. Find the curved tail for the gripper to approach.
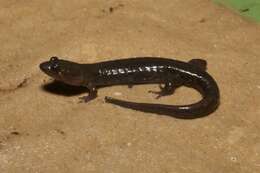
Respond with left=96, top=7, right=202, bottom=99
left=105, top=77, right=220, bottom=119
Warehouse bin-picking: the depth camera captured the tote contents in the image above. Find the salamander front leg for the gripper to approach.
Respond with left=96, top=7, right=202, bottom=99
left=128, top=84, right=133, bottom=88
left=79, top=84, right=98, bottom=103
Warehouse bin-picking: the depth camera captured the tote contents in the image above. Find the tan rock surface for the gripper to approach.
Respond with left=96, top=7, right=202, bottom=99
left=0, top=0, right=259, bottom=172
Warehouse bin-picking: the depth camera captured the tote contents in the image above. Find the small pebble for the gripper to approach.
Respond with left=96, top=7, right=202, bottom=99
left=113, top=92, right=122, bottom=96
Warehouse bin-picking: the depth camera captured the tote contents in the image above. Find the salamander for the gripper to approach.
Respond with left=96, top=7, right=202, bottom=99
left=39, top=57, right=220, bottom=119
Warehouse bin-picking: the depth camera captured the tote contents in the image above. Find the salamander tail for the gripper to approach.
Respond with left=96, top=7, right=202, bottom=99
left=104, top=94, right=219, bottom=119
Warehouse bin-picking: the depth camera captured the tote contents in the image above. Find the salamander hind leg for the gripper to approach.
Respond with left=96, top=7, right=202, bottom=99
left=149, top=71, right=185, bottom=99
left=188, top=59, right=207, bottom=71
left=149, top=82, right=180, bottom=99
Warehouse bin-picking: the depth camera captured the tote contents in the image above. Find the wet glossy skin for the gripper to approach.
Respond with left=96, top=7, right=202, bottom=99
left=40, top=57, right=220, bottom=119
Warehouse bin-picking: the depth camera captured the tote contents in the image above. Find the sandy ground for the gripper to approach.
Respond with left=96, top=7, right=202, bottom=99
left=0, top=0, right=259, bottom=172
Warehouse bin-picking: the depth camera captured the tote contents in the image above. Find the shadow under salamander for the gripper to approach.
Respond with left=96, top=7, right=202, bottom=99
left=41, top=80, right=88, bottom=96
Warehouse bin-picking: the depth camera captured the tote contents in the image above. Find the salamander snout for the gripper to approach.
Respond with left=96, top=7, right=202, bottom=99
left=39, top=61, right=51, bottom=72
left=39, top=57, right=61, bottom=78
left=39, top=57, right=84, bottom=86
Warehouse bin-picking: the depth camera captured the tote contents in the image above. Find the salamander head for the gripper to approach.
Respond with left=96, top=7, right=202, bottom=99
left=39, top=57, right=84, bottom=86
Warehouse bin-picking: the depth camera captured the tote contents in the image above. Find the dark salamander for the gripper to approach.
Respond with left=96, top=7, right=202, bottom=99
left=40, top=57, right=220, bottom=119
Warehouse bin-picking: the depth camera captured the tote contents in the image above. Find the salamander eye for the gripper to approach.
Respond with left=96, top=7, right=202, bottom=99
left=52, top=63, right=59, bottom=70
left=49, top=57, right=60, bottom=71
left=50, top=57, right=58, bottom=62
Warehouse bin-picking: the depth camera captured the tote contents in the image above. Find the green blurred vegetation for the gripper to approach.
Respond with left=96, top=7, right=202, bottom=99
left=213, top=0, right=260, bottom=22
